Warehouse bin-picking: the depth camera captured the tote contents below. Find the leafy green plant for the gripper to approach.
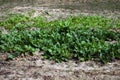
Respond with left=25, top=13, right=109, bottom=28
left=0, top=14, right=30, bottom=29
left=0, top=14, right=120, bottom=63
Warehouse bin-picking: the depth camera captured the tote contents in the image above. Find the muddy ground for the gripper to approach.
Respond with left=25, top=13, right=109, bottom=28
left=0, top=2, right=120, bottom=80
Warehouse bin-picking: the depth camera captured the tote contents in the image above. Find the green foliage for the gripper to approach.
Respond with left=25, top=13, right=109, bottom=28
left=1, top=14, right=120, bottom=29
left=0, top=14, right=31, bottom=29
left=0, top=14, right=120, bottom=63
left=0, top=26, right=120, bottom=63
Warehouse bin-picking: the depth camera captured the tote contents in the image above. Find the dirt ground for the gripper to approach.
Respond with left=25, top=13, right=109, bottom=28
left=0, top=4, right=120, bottom=80
left=0, top=51, right=120, bottom=80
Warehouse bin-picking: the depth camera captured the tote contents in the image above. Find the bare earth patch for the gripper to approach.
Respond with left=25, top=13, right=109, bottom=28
left=0, top=52, right=120, bottom=80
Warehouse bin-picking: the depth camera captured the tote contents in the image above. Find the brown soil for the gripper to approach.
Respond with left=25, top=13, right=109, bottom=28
left=0, top=51, right=120, bottom=80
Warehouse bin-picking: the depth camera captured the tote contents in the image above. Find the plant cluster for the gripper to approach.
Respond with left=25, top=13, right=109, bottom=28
left=0, top=14, right=120, bottom=29
left=0, top=14, right=120, bottom=63
left=0, top=26, right=120, bottom=63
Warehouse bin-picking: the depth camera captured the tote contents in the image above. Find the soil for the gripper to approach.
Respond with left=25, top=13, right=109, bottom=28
left=0, top=51, right=120, bottom=80
left=0, top=2, right=120, bottom=80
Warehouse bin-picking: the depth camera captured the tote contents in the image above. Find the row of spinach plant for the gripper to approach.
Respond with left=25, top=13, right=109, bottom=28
left=0, top=14, right=120, bottom=63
